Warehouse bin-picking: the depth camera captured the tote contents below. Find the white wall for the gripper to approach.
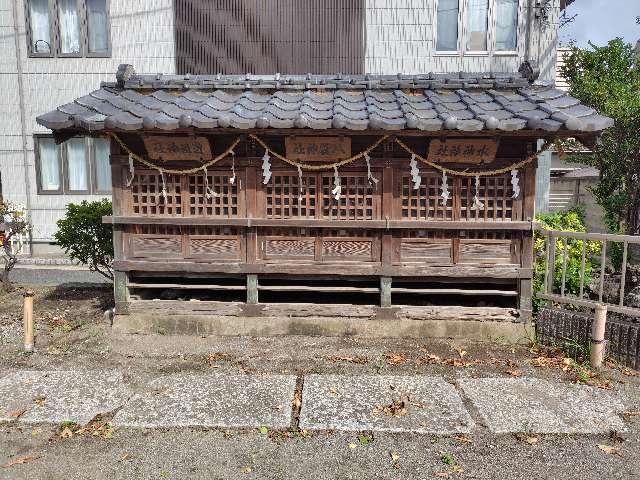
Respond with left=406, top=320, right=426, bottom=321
left=0, top=0, right=176, bottom=244
left=364, top=0, right=560, bottom=81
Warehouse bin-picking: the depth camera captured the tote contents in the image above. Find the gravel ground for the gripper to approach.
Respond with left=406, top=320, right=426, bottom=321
left=1, top=284, right=639, bottom=479
left=1, top=425, right=638, bottom=479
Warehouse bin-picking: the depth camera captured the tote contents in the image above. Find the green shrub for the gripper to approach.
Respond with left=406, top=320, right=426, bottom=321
left=55, top=200, right=113, bottom=281
left=533, top=208, right=601, bottom=312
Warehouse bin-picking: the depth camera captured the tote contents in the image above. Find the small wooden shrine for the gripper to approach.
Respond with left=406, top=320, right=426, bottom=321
left=37, top=64, right=612, bottom=335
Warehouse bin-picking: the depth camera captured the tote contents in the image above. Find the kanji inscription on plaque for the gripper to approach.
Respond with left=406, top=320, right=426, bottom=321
left=428, top=139, right=498, bottom=164
left=144, top=136, right=212, bottom=161
left=285, top=137, right=351, bottom=162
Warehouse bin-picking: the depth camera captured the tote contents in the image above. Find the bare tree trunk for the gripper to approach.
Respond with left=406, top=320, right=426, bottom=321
left=1, top=241, right=17, bottom=292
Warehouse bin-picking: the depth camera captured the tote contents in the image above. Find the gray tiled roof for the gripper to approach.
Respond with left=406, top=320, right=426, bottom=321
left=36, top=64, right=613, bottom=134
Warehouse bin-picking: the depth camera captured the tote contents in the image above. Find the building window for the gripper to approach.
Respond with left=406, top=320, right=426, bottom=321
left=436, top=0, right=519, bottom=54
left=436, top=0, right=460, bottom=52
left=466, top=0, right=489, bottom=52
left=35, top=136, right=112, bottom=195
left=495, top=0, right=519, bottom=51
left=25, top=0, right=111, bottom=57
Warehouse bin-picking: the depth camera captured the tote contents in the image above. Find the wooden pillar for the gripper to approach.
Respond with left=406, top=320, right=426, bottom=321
left=380, top=276, right=392, bottom=308
left=110, top=139, right=130, bottom=315
left=247, top=274, right=258, bottom=304
left=245, top=166, right=258, bottom=264
left=519, top=160, right=537, bottom=321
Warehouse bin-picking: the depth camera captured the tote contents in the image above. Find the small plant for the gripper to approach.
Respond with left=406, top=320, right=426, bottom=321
left=440, top=452, right=456, bottom=466
left=54, top=200, right=113, bottom=281
left=533, top=207, right=601, bottom=312
left=0, top=201, right=31, bottom=292
left=357, top=433, right=373, bottom=445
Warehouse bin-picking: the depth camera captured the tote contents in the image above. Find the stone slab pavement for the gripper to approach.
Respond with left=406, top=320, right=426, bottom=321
left=458, top=377, right=627, bottom=434
left=0, top=370, right=128, bottom=424
left=299, top=375, right=474, bottom=434
left=114, top=374, right=296, bottom=429
left=0, top=370, right=631, bottom=435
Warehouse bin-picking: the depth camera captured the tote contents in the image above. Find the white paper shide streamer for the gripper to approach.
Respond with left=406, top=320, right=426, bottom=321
left=409, top=154, right=421, bottom=190
left=229, top=150, right=236, bottom=185
left=472, top=175, right=484, bottom=210
left=262, top=150, right=272, bottom=185
left=440, top=171, right=451, bottom=205
left=297, top=165, right=304, bottom=203
left=160, top=170, right=168, bottom=202
left=332, top=166, right=342, bottom=201
left=364, top=153, right=379, bottom=188
left=511, top=169, right=520, bottom=199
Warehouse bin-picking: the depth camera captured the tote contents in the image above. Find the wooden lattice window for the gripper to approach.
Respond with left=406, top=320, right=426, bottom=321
left=128, top=225, right=181, bottom=235
left=188, top=172, right=240, bottom=217
left=321, top=174, right=378, bottom=220
left=459, top=174, right=514, bottom=221
left=266, top=173, right=317, bottom=219
left=131, top=172, right=182, bottom=216
left=400, top=172, right=453, bottom=220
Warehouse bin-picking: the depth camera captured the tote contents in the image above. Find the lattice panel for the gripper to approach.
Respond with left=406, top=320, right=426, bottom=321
left=188, top=173, right=240, bottom=217
left=131, top=172, right=182, bottom=216
left=321, top=174, right=377, bottom=220
left=460, top=174, right=514, bottom=221
left=266, top=173, right=317, bottom=219
left=400, top=173, right=453, bottom=220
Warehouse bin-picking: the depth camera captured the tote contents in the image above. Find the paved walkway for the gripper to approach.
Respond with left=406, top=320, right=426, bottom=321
left=0, top=370, right=628, bottom=434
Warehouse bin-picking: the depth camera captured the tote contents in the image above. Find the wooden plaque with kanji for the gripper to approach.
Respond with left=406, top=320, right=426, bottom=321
left=285, top=136, right=351, bottom=162
left=143, top=136, right=212, bottom=161
left=427, top=139, right=498, bottom=164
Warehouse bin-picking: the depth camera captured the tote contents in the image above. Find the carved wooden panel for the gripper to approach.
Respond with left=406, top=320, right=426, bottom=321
left=400, top=172, right=453, bottom=220
left=186, top=226, right=242, bottom=260
left=259, top=227, right=317, bottom=261
left=321, top=229, right=378, bottom=262
left=131, top=171, right=182, bottom=216
left=265, top=172, right=317, bottom=219
left=459, top=174, right=514, bottom=221
left=321, top=174, right=379, bottom=220
left=399, top=230, right=452, bottom=264
left=188, top=172, right=242, bottom=217
left=131, top=235, right=182, bottom=258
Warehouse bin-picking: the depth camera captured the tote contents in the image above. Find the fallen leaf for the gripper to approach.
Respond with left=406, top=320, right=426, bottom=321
left=33, top=395, right=46, bottom=407
left=8, top=409, right=26, bottom=418
left=622, top=410, right=640, bottom=417
left=598, top=444, right=622, bottom=456
left=373, top=398, right=408, bottom=417
left=328, top=386, right=339, bottom=397
left=119, top=453, right=130, bottom=462
left=329, top=355, right=368, bottom=365
left=385, top=353, right=406, bottom=365
left=291, top=391, right=302, bottom=409
left=415, top=354, right=442, bottom=365
left=240, top=466, right=252, bottom=474
left=258, top=426, right=268, bottom=435
left=455, top=348, right=467, bottom=359
left=453, top=435, right=472, bottom=444
left=348, top=443, right=357, bottom=449
left=506, top=369, right=522, bottom=377
left=514, top=432, right=539, bottom=445
left=60, top=427, right=74, bottom=439
left=2, top=455, right=40, bottom=469
left=390, top=451, right=400, bottom=462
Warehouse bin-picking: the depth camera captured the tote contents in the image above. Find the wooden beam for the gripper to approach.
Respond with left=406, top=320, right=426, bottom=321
left=105, top=215, right=535, bottom=231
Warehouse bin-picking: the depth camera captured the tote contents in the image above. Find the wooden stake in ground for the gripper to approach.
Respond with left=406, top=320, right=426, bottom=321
left=23, top=289, right=34, bottom=352
left=590, top=304, right=607, bottom=369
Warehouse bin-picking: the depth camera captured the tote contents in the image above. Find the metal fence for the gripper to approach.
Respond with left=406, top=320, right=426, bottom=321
left=536, top=229, right=640, bottom=369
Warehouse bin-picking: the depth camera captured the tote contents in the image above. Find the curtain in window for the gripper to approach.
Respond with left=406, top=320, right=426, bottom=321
left=496, top=0, right=518, bottom=51
left=29, top=0, right=51, bottom=53
left=436, top=0, right=459, bottom=51
left=58, top=0, right=81, bottom=54
left=87, top=0, right=109, bottom=54
left=466, top=0, right=489, bottom=51
left=38, top=138, right=60, bottom=191
left=66, top=138, right=88, bottom=191
left=93, top=138, right=112, bottom=192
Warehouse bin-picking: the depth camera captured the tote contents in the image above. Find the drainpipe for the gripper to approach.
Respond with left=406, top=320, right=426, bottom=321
left=11, top=0, right=33, bottom=255
left=524, top=0, right=535, bottom=63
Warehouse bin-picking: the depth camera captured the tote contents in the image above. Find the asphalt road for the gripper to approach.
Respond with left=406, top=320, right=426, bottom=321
left=9, top=266, right=109, bottom=286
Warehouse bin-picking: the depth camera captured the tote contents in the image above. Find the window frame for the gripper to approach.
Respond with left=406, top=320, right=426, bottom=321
left=434, top=0, right=520, bottom=57
left=34, top=134, right=112, bottom=195
left=24, top=0, right=112, bottom=59
left=25, top=0, right=56, bottom=58
left=90, top=138, right=113, bottom=195
left=34, top=135, right=64, bottom=195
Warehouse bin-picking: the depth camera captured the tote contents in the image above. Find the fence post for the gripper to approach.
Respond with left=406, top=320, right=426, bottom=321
left=23, top=289, right=34, bottom=353
left=590, top=304, right=607, bottom=369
